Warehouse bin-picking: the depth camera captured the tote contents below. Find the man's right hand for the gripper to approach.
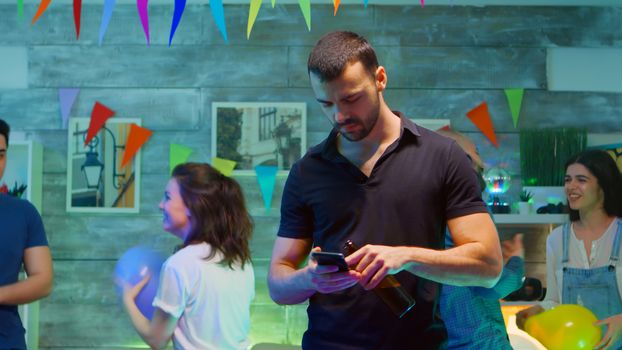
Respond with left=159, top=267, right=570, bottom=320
left=306, top=247, right=361, bottom=294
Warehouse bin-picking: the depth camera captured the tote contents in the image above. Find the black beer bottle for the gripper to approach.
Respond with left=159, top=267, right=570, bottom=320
left=343, top=240, right=416, bottom=318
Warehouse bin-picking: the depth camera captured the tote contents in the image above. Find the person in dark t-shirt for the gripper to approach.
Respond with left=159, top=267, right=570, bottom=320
left=266, top=31, right=504, bottom=349
left=0, top=119, right=53, bottom=350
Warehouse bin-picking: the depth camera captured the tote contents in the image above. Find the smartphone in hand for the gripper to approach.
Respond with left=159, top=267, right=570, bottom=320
left=311, top=251, right=349, bottom=272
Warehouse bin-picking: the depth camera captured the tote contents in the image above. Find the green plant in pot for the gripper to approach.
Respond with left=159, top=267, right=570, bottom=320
left=517, top=189, right=534, bottom=215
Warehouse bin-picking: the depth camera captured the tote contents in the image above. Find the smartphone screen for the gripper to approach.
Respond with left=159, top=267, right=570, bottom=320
left=311, top=251, right=349, bottom=272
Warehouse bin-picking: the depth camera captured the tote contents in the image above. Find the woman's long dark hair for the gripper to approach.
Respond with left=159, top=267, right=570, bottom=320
left=172, top=163, right=253, bottom=268
left=565, top=150, right=622, bottom=221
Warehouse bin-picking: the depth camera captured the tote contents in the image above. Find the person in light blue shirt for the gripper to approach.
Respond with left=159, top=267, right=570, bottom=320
left=437, top=128, right=525, bottom=350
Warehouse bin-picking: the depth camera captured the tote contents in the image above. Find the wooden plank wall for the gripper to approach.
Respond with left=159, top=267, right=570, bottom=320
left=0, top=4, right=621, bottom=348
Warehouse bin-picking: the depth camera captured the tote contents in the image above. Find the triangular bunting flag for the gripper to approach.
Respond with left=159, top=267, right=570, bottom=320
left=421, top=0, right=425, bottom=7
left=504, top=88, right=524, bottom=128
left=98, top=0, right=116, bottom=45
left=73, top=0, right=82, bottom=39
left=271, top=0, right=275, bottom=7
left=255, top=165, right=278, bottom=214
left=122, top=124, right=152, bottom=167
left=247, top=0, right=261, bottom=39
left=364, top=0, right=368, bottom=8
left=18, top=0, right=24, bottom=19
left=137, top=0, right=150, bottom=45
left=85, top=102, right=115, bottom=146
left=211, top=157, right=236, bottom=177
left=31, top=0, right=52, bottom=24
left=210, top=0, right=228, bottom=43
left=333, top=0, right=340, bottom=16
left=169, top=143, right=193, bottom=174
left=466, top=102, right=499, bottom=148
left=168, top=0, right=186, bottom=46
left=59, top=88, right=80, bottom=128
left=299, top=0, right=310, bottom=31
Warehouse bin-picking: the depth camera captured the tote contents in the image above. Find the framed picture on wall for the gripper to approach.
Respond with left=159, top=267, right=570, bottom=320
left=588, top=132, right=622, bottom=173
left=66, top=118, right=141, bottom=213
left=211, top=102, right=307, bottom=175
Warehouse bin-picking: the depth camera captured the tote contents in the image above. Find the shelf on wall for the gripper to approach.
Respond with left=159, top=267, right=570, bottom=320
left=493, top=214, right=567, bottom=225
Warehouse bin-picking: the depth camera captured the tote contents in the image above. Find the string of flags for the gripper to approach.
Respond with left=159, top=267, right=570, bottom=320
left=58, top=86, right=524, bottom=212
left=27, top=0, right=425, bottom=45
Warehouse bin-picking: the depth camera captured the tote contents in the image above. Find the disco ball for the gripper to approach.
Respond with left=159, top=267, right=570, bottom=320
left=484, top=167, right=511, bottom=194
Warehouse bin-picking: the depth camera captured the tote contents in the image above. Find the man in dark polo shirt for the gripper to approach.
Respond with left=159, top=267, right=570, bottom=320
left=267, top=31, right=503, bottom=349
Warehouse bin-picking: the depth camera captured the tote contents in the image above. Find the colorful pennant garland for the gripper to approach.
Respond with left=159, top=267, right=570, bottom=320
left=169, top=143, right=193, bottom=174
left=17, top=0, right=23, bottom=19
left=247, top=0, right=262, bottom=39
left=169, top=0, right=186, bottom=46
left=137, top=0, right=150, bottom=45
left=212, top=157, right=236, bottom=177
left=85, top=102, right=115, bottom=146
left=98, top=0, right=116, bottom=45
left=466, top=102, right=499, bottom=148
left=255, top=165, right=278, bottom=214
left=122, top=124, right=153, bottom=167
left=73, top=0, right=82, bottom=39
left=333, top=0, right=340, bottom=16
left=59, top=88, right=80, bottom=128
left=504, top=88, right=524, bottom=128
left=299, top=0, right=311, bottom=31
left=210, top=0, right=228, bottom=43
left=31, top=0, right=52, bottom=24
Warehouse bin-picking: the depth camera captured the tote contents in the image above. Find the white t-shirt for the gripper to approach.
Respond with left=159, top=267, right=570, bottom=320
left=153, top=243, right=255, bottom=350
left=543, top=218, right=622, bottom=309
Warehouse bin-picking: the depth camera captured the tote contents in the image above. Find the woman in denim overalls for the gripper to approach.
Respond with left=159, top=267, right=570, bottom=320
left=517, top=150, right=622, bottom=349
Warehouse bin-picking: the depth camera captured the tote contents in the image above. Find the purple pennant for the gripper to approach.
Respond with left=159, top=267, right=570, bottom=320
left=137, top=0, right=150, bottom=45
left=59, top=88, right=79, bottom=128
left=98, top=0, right=116, bottom=45
left=210, top=0, right=228, bottom=43
left=168, top=0, right=186, bottom=46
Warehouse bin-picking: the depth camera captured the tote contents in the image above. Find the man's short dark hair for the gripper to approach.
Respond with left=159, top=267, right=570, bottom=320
left=307, top=31, right=379, bottom=82
left=0, top=119, right=9, bottom=147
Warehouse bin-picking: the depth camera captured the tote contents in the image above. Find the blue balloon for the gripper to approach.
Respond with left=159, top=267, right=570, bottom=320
left=114, top=246, right=166, bottom=319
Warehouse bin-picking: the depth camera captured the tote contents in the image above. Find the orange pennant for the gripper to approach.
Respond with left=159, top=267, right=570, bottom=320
left=31, top=0, right=52, bottom=24
left=466, top=102, right=498, bottom=148
left=333, top=0, right=340, bottom=15
left=85, top=102, right=115, bottom=146
left=121, top=124, right=153, bottom=167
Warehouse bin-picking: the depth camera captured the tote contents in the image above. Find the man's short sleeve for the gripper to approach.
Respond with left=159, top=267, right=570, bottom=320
left=25, top=201, right=48, bottom=248
left=444, top=141, right=488, bottom=219
left=277, top=162, right=313, bottom=239
left=153, top=260, right=186, bottom=318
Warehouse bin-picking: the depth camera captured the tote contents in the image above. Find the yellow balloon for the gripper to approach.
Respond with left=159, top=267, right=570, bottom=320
left=524, top=304, right=602, bottom=350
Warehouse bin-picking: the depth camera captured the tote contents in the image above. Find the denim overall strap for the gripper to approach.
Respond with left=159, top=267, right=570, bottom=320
left=562, top=223, right=571, bottom=270
left=561, top=219, right=622, bottom=349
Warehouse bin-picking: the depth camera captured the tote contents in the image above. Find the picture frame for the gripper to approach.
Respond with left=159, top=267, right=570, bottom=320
left=211, top=102, right=307, bottom=175
left=588, top=132, right=622, bottom=173
left=66, top=118, right=141, bottom=213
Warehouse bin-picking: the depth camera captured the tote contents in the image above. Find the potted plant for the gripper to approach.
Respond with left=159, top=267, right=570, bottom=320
left=518, top=189, right=534, bottom=215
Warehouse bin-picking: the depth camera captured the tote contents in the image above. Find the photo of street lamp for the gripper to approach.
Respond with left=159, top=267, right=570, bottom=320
left=66, top=118, right=142, bottom=213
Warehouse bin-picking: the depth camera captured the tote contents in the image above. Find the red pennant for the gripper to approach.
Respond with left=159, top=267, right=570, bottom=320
left=85, top=102, right=115, bottom=146
left=73, top=0, right=82, bottom=39
left=121, top=124, right=153, bottom=167
left=466, top=102, right=498, bottom=148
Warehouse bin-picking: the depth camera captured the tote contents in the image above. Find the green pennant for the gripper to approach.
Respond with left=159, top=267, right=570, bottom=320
left=169, top=144, right=193, bottom=174
left=504, top=88, right=524, bottom=128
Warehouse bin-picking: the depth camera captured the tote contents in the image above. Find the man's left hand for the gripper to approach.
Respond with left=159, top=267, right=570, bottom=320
left=594, top=313, right=622, bottom=350
left=345, top=245, right=410, bottom=290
